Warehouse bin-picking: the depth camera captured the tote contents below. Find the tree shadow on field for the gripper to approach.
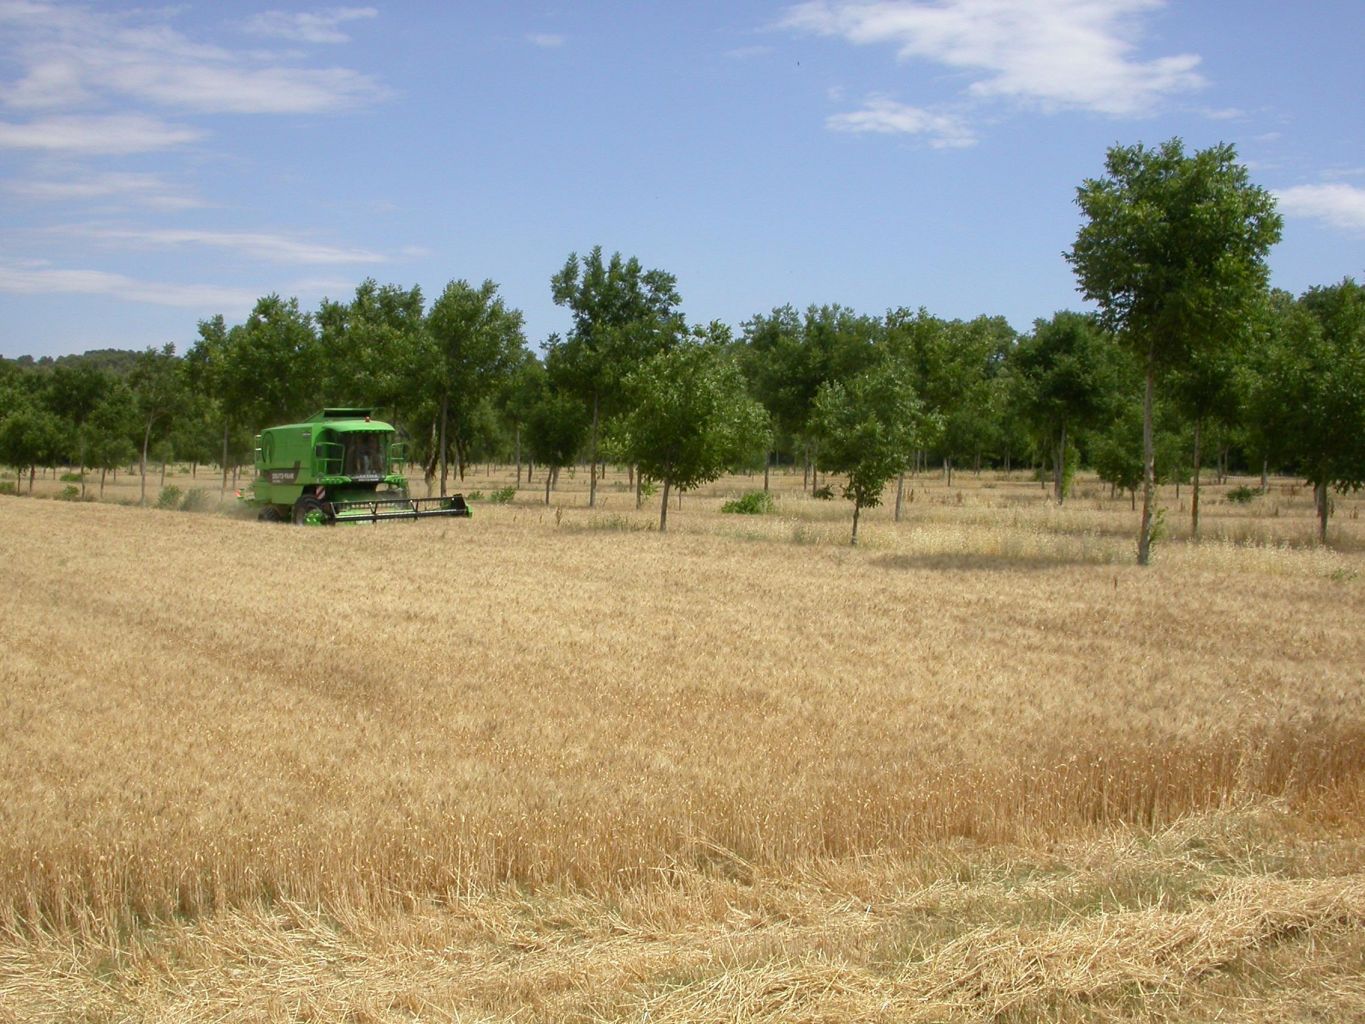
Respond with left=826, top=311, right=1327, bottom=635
left=873, top=552, right=1120, bottom=573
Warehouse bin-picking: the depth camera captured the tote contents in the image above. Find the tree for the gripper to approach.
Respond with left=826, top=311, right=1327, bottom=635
left=525, top=386, right=590, bottom=504
left=1010, top=312, right=1118, bottom=503
left=129, top=344, right=185, bottom=506
left=1255, top=279, right=1365, bottom=542
left=83, top=383, right=139, bottom=497
left=422, top=279, right=526, bottom=496
left=222, top=295, right=321, bottom=429
left=810, top=360, right=933, bottom=546
left=550, top=247, right=682, bottom=507
left=1067, top=138, right=1281, bottom=564
left=0, top=400, right=63, bottom=494
left=614, top=343, right=769, bottom=532
left=45, top=363, right=108, bottom=497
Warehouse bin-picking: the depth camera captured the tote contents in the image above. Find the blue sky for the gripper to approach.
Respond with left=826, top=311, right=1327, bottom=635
left=1, top=0, right=1362, bottom=359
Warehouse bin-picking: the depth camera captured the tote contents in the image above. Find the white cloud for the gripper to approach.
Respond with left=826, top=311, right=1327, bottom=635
left=1274, top=184, right=1365, bottom=234
left=0, top=260, right=259, bottom=310
left=527, top=33, right=566, bottom=48
left=827, top=96, right=976, bottom=148
left=4, top=171, right=202, bottom=209
left=243, top=7, right=379, bottom=45
left=783, top=0, right=1204, bottom=117
left=0, top=3, right=389, bottom=116
left=0, top=114, right=202, bottom=153
left=68, top=227, right=389, bottom=265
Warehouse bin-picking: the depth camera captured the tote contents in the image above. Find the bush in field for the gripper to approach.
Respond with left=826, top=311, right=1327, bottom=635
left=489, top=486, right=516, bottom=504
left=721, top=491, right=775, bottom=515
left=179, top=488, right=211, bottom=512
left=156, top=485, right=183, bottom=510
left=58, top=484, right=81, bottom=501
left=1226, top=485, right=1260, bottom=505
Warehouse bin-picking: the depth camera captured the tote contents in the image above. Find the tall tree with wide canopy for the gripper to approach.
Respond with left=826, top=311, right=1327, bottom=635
left=1067, top=138, right=1281, bottom=564
left=129, top=343, right=186, bottom=506
left=614, top=342, right=769, bottom=533
left=550, top=247, right=682, bottom=508
left=422, top=279, right=526, bottom=496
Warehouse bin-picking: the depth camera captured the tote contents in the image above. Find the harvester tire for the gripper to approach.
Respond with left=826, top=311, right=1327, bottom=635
left=258, top=506, right=285, bottom=523
left=291, top=496, right=335, bottom=526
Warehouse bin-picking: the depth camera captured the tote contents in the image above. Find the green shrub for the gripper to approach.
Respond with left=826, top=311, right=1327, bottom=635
left=467, top=490, right=484, bottom=502
left=721, top=491, right=775, bottom=515
left=0, top=482, right=15, bottom=496
left=489, top=486, right=516, bottom=504
left=639, top=479, right=658, bottom=498
left=58, top=484, right=81, bottom=501
left=156, top=485, right=183, bottom=510
left=1226, top=485, right=1260, bottom=505
left=60, top=471, right=84, bottom=483
left=812, top=484, right=834, bottom=501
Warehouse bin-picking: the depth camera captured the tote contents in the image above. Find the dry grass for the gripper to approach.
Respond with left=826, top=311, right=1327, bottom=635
left=1, top=467, right=1362, bottom=1020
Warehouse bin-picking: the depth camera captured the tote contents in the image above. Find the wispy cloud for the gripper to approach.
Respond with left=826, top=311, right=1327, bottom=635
left=4, top=171, right=203, bottom=209
left=66, top=227, right=389, bottom=265
left=527, top=33, right=566, bottom=48
left=0, top=114, right=202, bottom=154
left=243, top=7, right=379, bottom=45
left=783, top=0, right=1203, bottom=119
left=1275, top=183, right=1365, bottom=234
left=827, top=96, right=976, bottom=148
left=0, top=3, right=390, bottom=116
left=0, top=260, right=259, bottom=310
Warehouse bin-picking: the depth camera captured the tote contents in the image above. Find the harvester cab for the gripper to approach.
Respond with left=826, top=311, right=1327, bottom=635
left=244, top=408, right=472, bottom=524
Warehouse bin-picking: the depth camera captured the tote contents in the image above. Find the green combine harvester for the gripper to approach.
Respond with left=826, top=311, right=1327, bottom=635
left=242, top=408, right=471, bottom=524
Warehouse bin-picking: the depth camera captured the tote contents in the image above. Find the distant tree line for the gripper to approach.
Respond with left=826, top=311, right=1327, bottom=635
left=2, top=139, right=1363, bottom=552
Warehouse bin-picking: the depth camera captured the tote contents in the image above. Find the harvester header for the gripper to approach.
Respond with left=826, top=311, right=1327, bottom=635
left=242, top=409, right=471, bottom=525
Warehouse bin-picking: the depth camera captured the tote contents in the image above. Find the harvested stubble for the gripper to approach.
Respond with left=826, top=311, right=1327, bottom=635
left=1, top=491, right=1362, bottom=1020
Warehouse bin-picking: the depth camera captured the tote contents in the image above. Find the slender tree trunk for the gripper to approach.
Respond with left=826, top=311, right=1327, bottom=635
left=1137, top=354, right=1156, bottom=566
left=1261, top=459, right=1269, bottom=494
left=100, top=467, right=107, bottom=497
left=515, top=426, right=522, bottom=487
left=1316, top=479, right=1329, bottom=543
left=659, top=477, right=671, bottom=532
left=589, top=393, right=600, bottom=508
left=944, top=457, right=953, bottom=488
left=636, top=471, right=643, bottom=510
left=1054, top=423, right=1067, bottom=504
left=221, top=425, right=231, bottom=498
left=763, top=453, right=770, bottom=493
left=140, top=418, right=152, bottom=506
left=28, top=465, right=36, bottom=494
left=1191, top=417, right=1203, bottom=539
left=850, top=500, right=861, bottom=546
left=437, top=396, right=450, bottom=497
left=160, top=459, right=167, bottom=487
left=545, top=469, right=552, bottom=505
left=894, top=472, right=905, bottom=522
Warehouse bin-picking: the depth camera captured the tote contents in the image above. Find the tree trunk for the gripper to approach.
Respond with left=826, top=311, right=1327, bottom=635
left=438, top=394, right=450, bottom=498
left=1316, top=480, right=1330, bottom=544
left=894, top=472, right=906, bottom=522
left=140, top=418, right=152, bottom=506
left=1137, top=354, right=1155, bottom=566
left=100, top=467, right=107, bottom=497
left=515, top=426, right=522, bottom=487
left=1191, top=417, right=1203, bottom=539
left=221, top=424, right=231, bottom=498
left=589, top=393, right=600, bottom=508
left=636, top=471, right=643, bottom=510
left=763, top=453, right=770, bottom=493
left=944, top=457, right=953, bottom=488
left=545, top=469, right=552, bottom=505
left=28, top=465, right=36, bottom=494
left=1261, top=459, right=1269, bottom=494
left=1054, top=423, right=1067, bottom=504
left=659, top=477, right=671, bottom=532
left=850, top=500, right=861, bottom=546
left=160, top=460, right=167, bottom=487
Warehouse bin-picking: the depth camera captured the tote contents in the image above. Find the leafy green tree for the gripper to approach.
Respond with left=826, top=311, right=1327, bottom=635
left=811, top=360, right=934, bottom=546
left=1254, top=279, right=1365, bottom=542
left=498, top=349, right=546, bottom=487
left=129, top=344, right=186, bottom=506
left=223, top=295, right=321, bottom=428
left=1010, top=311, right=1119, bottom=503
left=525, top=386, right=590, bottom=504
left=614, top=343, right=769, bottom=532
left=83, top=383, right=139, bottom=497
left=422, top=279, right=526, bottom=495
left=550, top=247, right=682, bottom=507
left=1068, top=138, right=1281, bottom=564
left=45, top=363, right=108, bottom=495
left=0, top=400, right=63, bottom=494
left=317, top=279, right=427, bottom=420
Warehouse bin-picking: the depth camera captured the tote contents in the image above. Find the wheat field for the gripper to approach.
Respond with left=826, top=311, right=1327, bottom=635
left=2, top=468, right=1363, bottom=1021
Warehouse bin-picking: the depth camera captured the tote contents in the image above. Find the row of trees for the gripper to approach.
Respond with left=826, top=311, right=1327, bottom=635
left=3, top=139, right=1362, bottom=552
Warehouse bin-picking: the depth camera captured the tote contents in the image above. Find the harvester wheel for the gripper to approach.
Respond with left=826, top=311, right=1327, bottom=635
left=291, top=496, right=335, bottom=526
left=258, top=506, right=284, bottom=523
